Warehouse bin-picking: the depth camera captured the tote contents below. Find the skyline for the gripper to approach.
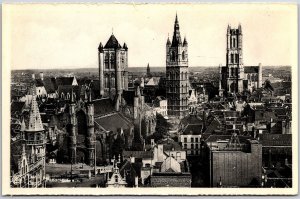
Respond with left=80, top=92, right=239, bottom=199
left=3, top=3, right=297, bottom=70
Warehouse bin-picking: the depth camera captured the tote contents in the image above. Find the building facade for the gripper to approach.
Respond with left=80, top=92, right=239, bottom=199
left=166, top=15, right=189, bottom=118
left=98, top=34, right=129, bottom=106
left=219, top=24, right=262, bottom=96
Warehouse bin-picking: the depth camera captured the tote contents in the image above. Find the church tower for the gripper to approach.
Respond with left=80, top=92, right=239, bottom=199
left=226, top=24, right=244, bottom=93
left=24, top=91, right=46, bottom=187
left=146, top=63, right=151, bottom=77
left=86, top=90, right=95, bottom=166
left=98, top=34, right=129, bottom=111
left=132, top=86, right=144, bottom=151
left=166, top=14, right=189, bottom=118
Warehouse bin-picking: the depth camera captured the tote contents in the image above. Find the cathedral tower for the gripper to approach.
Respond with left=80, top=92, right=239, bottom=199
left=166, top=14, right=189, bottom=118
left=98, top=34, right=129, bottom=109
left=226, top=24, right=244, bottom=93
left=132, top=86, right=144, bottom=151
left=86, top=90, right=95, bottom=166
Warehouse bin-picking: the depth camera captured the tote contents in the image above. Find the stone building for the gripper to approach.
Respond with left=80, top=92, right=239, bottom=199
left=204, top=134, right=262, bottom=187
left=166, top=14, right=189, bottom=118
left=219, top=24, right=263, bottom=97
left=11, top=93, right=46, bottom=187
left=98, top=33, right=129, bottom=110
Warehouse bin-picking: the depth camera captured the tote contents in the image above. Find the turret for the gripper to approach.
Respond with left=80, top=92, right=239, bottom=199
left=258, top=63, right=263, bottom=88
left=86, top=89, right=95, bottom=166
left=98, top=42, right=104, bottom=97
left=123, top=43, right=128, bottom=51
left=183, top=36, right=188, bottom=47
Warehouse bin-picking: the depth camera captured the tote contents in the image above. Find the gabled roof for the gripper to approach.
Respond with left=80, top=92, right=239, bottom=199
left=123, top=151, right=153, bottom=159
left=26, top=95, right=44, bottom=132
left=95, top=112, right=133, bottom=133
left=104, top=34, right=122, bottom=49
left=182, top=124, right=203, bottom=135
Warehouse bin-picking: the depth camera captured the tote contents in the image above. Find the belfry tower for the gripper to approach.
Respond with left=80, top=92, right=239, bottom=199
left=166, top=14, right=189, bottom=118
left=225, top=24, right=244, bottom=93
left=98, top=33, right=128, bottom=111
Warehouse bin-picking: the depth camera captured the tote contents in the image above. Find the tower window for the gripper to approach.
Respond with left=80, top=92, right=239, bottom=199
left=235, top=54, right=239, bottom=63
left=231, top=54, right=234, bottom=64
left=182, top=51, right=185, bottom=60
left=171, top=51, right=176, bottom=61
left=233, top=38, right=236, bottom=48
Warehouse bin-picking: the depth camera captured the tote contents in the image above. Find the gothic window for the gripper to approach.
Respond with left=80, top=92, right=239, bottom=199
left=66, top=93, right=70, bottom=100
left=254, top=74, right=258, bottom=81
left=171, top=51, right=176, bottom=61
left=235, top=54, right=239, bottom=63
left=233, top=38, right=236, bottom=47
left=251, top=74, right=255, bottom=82
left=105, top=53, right=109, bottom=69
left=231, top=68, right=235, bottom=77
left=61, top=93, right=64, bottom=99
left=182, top=51, right=185, bottom=60
left=231, top=54, right=234, bottom=64
left=110, top=52, right=115, bottom=68
left=185, top=72, right=188, bottom=79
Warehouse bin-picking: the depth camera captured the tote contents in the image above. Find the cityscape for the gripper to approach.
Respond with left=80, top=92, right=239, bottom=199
left=8, top=7, right=294, bottom=190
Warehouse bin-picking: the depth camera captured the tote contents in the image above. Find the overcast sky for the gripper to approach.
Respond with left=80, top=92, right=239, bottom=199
left=3, top=3, right=297, bottom=70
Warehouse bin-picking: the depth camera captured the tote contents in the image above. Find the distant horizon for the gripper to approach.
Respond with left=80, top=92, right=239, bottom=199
left=12, top=65, right=292, bottom=71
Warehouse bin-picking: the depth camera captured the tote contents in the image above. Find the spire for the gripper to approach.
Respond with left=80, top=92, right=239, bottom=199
left=123, top=42, right=128, bottom=50
left=27, top=95, right=44, bottom=132
left=171, top=13, right=182, bottom=47
left=166, top=35, right=171, bottom=46
left=20, top=118, right=26, bottom=132
left=238, top=23, right=242, bottom=34
left=88, top=89, right=92, bottom=103
left=183, top=36, right=188, bottom=46
left=71, top=89, right=75, bottom=103
left=98, top=42, right=103, bottom=52
left=227, top=24, right=231, bottom=34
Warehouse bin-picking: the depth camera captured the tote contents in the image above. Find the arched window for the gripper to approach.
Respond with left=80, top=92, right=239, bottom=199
left=233, top=38, right=236, bottom=47
left=61, top=93, right=64, bottom=99
left=171, top=51, right=176, bottom=61
left=66, top=92, right=70, bottom=100
left=231, top=54, right=234, bottom=63
left=182, top=51, right=185, bottom=60
left=104, top=52, right=109, bottom=69
left=251, top=74, right=255, bottom=82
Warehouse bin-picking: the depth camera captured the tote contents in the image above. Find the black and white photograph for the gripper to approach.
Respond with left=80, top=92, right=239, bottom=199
left=2, top=3, right=298, bottom=195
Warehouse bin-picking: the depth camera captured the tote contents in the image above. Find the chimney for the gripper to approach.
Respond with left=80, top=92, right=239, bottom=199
left=40, top=72, right=44, bottom=81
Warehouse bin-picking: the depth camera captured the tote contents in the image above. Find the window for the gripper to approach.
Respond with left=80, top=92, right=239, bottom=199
left=182, top=51, right=185, bottom=60
left=191, top=138, right=194, bottom=143
left=111, top=76, right=115, bottom=88
left=231, top=54, right=234, bottom=63
left=195, top=138, right=198, bottom=142
left=105, top=53, right=109, bottom=69
left=184, top=137, right=187, bottom=143
left=115, top=175, right=118, bottom=183
left=184, top=144, right=187, bottom=149
left=105, top=76, right=109, bottom=88
left=235, top=54, right=239, bottom=63
left=191, top=144, right=194, bottom=149
left=196, top=144, right=199, bottom=149
left=233, top=38, right=236, bottom=47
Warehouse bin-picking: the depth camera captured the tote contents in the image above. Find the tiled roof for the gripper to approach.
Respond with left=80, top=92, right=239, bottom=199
left=104, top=34, right=121, bottom=49
left=95, top=112, right=133, bottom=133
left=183, top=124, right=203, bottom=135
left=26, top=95, right=44, bottom=132
left=259, top=134, right=291, bottom=146
left=93, top=98, right=115, bottom=117
left=157, top=138, right=182, bottom=151
left=205, top=135, right=253, bottom=143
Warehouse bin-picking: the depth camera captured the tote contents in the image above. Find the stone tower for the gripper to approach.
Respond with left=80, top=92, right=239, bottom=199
left=146, top=63, right=151, bottom=77
left=166, top=14, right=189, bottom=118
left=86, top=90, right=95, bottom=166
left=226, top=24, right=244, bottom=93
left=98, top=34, right=128, bottom=110
left=69, top=90, right=77, bottom=164
left=24, top=91, right=46, bottom=186
left=132, top=86, right=144, bottom=151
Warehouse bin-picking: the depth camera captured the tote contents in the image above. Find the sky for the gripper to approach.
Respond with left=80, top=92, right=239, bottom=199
left=3, top=3, right=297, bottom=70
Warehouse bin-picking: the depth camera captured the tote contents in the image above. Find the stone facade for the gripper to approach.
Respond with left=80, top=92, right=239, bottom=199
left=166, top=15, right=189, bottom=118
left=219, top=24, right=262, bottom=96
